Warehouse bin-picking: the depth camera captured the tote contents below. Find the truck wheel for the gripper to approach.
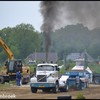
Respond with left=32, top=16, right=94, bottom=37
left=52, top=83, right=59, bottom=93
left=22, top=78, right=28, bottom=84
left=31, top=87, right=37, bottom=93
left=0, top=76, right=4, bottom=84
left=94, top=77, right=100, bottom=85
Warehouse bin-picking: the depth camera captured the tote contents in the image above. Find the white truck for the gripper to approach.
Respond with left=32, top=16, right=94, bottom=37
left=30, top=62, right=60, bottom=93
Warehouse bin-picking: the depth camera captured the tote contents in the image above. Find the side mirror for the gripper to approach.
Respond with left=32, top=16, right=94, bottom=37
left=57, top=68, right=60, bottom=71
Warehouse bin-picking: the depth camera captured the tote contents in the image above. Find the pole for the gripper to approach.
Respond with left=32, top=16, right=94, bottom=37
left=35, top=49, right=36, bottom=62
left=84, top=49, right=88, bottom=68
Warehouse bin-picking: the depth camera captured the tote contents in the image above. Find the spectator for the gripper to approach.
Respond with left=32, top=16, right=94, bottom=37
left=16, top=71, right=22, bottom=86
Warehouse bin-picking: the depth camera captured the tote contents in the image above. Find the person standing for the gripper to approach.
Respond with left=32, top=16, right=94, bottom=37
left=16, top=71, right=22, bottom=86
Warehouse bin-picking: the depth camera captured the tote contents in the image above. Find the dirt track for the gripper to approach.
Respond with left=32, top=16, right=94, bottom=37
left=0, top=84, right=100, bottom=99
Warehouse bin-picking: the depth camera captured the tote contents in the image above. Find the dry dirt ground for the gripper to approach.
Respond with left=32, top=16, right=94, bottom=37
left=0, top=84, right=100, bottom=99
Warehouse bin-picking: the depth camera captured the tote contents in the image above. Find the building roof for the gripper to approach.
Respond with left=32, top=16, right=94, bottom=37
left=25, top=52, right=58, bottom=63
left=66, top=51, right=94, bottom=62
left=66, top=53, right=81, bottom=61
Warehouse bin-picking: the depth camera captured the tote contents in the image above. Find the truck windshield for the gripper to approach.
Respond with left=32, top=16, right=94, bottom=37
left=37, top=65, right=54, bottom=71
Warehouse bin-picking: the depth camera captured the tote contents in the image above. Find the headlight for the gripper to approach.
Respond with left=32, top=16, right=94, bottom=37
left=30, top=77, right=37, bottom=83
left=47, top=77, right=55, bottom=83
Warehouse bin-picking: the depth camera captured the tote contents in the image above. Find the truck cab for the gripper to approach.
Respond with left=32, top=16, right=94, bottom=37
left=30, top=62, right=60, bottom=93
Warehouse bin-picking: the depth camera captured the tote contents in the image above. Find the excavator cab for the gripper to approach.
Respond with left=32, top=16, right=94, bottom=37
left=6, top=59, right=22, bottom=74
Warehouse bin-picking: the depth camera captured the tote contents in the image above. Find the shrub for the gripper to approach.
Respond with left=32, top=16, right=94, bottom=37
left=76, top=92, right=86, bottom=99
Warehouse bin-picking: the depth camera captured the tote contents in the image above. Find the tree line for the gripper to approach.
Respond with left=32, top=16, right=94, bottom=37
left=0, top=23, right=100, bottom=64
left=51, top=23, right=100, bottom=60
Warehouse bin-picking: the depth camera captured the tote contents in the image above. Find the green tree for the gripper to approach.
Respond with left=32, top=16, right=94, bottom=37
left=0, top=23, right=42, bottom=63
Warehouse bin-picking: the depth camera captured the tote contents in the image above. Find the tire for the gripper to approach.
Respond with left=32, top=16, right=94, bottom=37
left=31, top=87, right=37, bottom=93
left=0, top=76, right=4, bottom=84
left=94, top=77, right=100, bottom=85
left=52, top=83, right=59, bottom=93
left=22, top=77, right=29, bottom=84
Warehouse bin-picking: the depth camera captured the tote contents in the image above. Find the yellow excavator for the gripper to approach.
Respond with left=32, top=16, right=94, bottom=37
left=0, top=37, right=30, bottom=84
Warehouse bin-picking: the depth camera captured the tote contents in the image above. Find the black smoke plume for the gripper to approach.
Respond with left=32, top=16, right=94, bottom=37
left=40, top=1, right=100, bottom=61
left=40, top=1, right=60, bottom=62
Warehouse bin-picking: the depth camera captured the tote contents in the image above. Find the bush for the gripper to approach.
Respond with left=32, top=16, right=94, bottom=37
left=76, top=93, right=86, bottom=99
left=59, top=67, right=66, bottom=74
left=29, top=65, right=36, bottom=73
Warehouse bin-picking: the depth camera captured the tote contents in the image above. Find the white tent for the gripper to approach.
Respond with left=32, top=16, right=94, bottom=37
left=72, top=65, right=84, bottom=71
left=85, top=67, right=93, bottom=83
left=85, top=67, right=92, bottom=73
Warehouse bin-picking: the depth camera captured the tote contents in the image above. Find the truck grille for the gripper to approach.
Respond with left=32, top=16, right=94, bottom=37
left=37, top=75, right=47, bottom=82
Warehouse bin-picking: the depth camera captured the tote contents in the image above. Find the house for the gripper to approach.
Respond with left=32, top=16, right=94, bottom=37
left=25, top=52, right=58, bottom=64
left=66, top=53, right=81, bottom=61
left=66, top=51, right=94, bottom=63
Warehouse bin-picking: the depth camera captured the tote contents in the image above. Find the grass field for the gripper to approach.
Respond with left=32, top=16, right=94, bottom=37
left=0, top=83, right=11, bottom=90
left=88, top=63, right=100, bottom=73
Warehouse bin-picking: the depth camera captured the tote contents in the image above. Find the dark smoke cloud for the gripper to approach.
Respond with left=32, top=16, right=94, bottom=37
left=60, top=1, right=100, bottom=30
left=40, top=1, right=100, bottom=31
left=40, top=1, right=100, bottom=61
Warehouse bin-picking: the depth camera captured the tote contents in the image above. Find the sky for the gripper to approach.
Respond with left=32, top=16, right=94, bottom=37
left=0, top=1, right=42, bottom=32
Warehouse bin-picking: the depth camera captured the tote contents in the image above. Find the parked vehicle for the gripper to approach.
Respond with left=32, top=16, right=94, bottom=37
left=92, top=73, right=100, bottom=85
left=30, top=62, right=60, bottom=93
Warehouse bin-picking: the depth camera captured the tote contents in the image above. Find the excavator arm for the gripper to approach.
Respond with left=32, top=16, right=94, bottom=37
left=0, top=37, right=14, bottom=60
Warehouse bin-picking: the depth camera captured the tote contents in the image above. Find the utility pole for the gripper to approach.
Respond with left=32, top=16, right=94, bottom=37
left=84, top=49, right=88, bottom=68
left=34, top=49, right=37, bottom=63
left=63, top=51, right=67, bottom=69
